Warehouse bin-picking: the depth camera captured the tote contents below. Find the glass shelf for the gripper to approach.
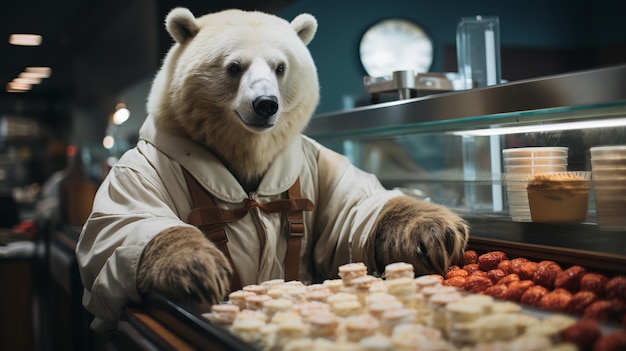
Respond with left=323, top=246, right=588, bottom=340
left=305, top=65, right=626, bottom=140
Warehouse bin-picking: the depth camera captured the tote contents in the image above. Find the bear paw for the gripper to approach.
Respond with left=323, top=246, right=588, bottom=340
left=371, top=196, right=469, bottom=276
left=137, top=226, right=232, bottom=311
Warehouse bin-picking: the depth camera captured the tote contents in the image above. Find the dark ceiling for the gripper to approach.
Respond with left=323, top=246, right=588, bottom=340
left=0, top=0, right=295, bottom=116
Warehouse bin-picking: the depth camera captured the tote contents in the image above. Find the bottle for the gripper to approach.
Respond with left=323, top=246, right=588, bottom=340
left=456, top=16, right=501, bottom=89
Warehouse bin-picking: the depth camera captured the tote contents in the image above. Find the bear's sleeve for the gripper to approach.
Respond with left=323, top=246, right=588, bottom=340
left=312, top=146, right=402, bottom=278
left=75, top=161, right=195, bottom=331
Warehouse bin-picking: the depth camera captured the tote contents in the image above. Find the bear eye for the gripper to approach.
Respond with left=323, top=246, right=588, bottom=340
left=276, top=63, right=285, bottom=74
left=228, top=63, right=242, bottom=75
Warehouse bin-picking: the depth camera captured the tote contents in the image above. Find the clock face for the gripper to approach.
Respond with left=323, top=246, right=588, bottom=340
left=359, top=18, right=433, bottom=77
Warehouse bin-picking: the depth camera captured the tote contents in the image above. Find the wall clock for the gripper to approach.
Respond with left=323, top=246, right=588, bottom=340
left=359, top=18, right=433, bottom=77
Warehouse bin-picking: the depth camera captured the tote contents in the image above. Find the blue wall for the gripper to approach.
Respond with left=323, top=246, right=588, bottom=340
left=277, top=0, right=626, bottom=114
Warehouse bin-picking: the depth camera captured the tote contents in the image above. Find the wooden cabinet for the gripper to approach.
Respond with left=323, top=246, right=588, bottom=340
left=0, top=258, right=34, bottom=351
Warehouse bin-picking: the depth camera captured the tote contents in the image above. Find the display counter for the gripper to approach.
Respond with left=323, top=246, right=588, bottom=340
left=109, top=66, right=626, bottom=350
left=306, top=64, right=626, bottom=274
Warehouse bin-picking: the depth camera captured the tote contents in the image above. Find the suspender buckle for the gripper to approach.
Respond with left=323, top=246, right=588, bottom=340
left=288, top=219, right=305, bottom=237
left=204, top=228, right=228, bottom=246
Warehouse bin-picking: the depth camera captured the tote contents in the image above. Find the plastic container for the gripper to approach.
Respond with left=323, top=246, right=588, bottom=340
left=526, top=172, right=591, bottom=223
left=596, top=203, right=626, bottom=231
left=504, top=165, right=567, bottom=174
left=595, top=198, right=626, bottom=214
left=590, top=145, right=626, bottom=158
left=508, top=205, right=531, bottom=213
left=507, top=196, right=529, bottom=206
left=506, top=187, right=532, bottom=221
left=591, top=168, right=626, bottom=179
left=593, top=190, right=626, bottom=231
left=502, top=147, right=570, bottom=222
left=508, top=208, right=531, bottom=222
left=590, top=157, right=626, bottom=168
left=503, top=156, right=568, bottom=166
left=508, top=197, right=531, bottom=206
left=503, top=147, right=568, bottom=158
left=589, top=146, right=626, bottom=230
left=593, top=186, right=626, bottom=198
left=456, top=15, right=501, bottom=89
left=593, top=178, right=626, bottom=187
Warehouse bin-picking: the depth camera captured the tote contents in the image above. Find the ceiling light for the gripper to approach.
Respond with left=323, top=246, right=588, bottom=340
left=9, top=34, right=42, bottom=46
left=25, top=66, right=52, bottom=78
left=112, top=103, right=130, bottom=125
left=103, top=135, right=115, bottom=149
left=7, top=81, right=31, bottom=91
left=19, top=72, right=43, bottom=80
left=6, top=85, right=27, bottom=93
left=14, top=77, right=41, bottom=85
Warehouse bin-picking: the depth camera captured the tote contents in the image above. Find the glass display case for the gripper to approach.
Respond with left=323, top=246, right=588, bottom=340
left=108, top=65, right=626, bottom=350
left=305, top=64, right=626, bottom=274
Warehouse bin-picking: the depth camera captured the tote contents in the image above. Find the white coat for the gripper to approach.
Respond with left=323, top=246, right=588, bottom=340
left=76, top=115, right=402, bottom=333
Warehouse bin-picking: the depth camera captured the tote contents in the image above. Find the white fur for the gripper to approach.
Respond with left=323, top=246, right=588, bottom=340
left=146, top=8, right=319, bottom=187
left=165, top=7, right=198, bottom=43
left=291, top=14, right=317, bottom=45
left=233, top=57, right=282, bottom=132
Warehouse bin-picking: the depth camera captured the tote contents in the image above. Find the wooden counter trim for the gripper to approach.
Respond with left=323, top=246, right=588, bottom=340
left=122, top=308, right=196, bottom=351
left=122, top=292, right=256, bottom=351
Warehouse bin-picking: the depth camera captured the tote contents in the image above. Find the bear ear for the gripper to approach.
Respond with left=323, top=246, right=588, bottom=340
left=290, top=14, right=317, bottom=45
left=166, top=7, right=199, bottom=44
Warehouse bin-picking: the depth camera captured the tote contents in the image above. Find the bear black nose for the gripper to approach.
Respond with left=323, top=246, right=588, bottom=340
left=253, top=95, right=279, bottom=118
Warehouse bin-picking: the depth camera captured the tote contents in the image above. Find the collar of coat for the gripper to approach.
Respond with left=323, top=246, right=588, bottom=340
left=138, top=115, right=304, bottom=203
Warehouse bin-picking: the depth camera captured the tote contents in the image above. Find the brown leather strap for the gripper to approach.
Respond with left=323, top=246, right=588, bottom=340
left=181, top=167, right=314, bottom=288
left=284, top=177, right=305, bottom=282
left=181, top=168, right=243, bottom=291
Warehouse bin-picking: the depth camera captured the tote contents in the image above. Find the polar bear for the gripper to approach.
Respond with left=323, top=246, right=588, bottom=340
left=76, top=8, right=468, bottom=333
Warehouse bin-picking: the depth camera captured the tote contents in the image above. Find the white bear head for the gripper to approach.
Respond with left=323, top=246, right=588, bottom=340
left=147, top=8, right=319, bottom=186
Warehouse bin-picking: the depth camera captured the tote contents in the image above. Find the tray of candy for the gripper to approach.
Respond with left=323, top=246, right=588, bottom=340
left=197, top=261, right=626, bottom=351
